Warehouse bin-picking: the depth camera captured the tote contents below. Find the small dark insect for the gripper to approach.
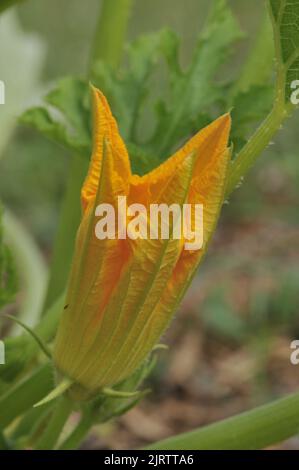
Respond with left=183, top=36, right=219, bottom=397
left=64, top=304, right=69, bottom=310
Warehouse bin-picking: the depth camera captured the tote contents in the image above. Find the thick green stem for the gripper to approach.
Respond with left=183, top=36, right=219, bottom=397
left=35, top=396, right=72, bottom=450
left=147, top=390, right=299, bottom=450
left=59, top=412, right=93, bottom=450
left=0, top=363, right=53, bottom=429
left=11, top=401, right=54, bottom=442
left=89, top=0, right=134, bottom=75
left=226, top=102, right=289, bottom=196
left=44, top=155, right=87, bottom=309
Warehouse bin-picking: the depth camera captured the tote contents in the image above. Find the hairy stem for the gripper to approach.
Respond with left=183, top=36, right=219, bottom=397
left=226, top=101, right=289, bottom=196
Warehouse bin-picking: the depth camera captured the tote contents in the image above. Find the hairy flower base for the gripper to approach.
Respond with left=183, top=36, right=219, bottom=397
left=53, top=86, right=231, bottom=395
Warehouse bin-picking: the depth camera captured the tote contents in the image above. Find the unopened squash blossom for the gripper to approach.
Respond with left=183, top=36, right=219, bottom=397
left=53, top=86, right=231, bottom=399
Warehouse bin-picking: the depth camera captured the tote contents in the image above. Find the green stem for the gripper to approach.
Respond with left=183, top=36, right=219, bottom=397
left=226, top=1, right=295, bottom=197
left=59, top=412, right=93, bottom=450
left=147, top=390, right=299, bottom=450
left=89, top=0, right=134, bottom=75
left=0, top=363, right=53, bottom=429
left=226, top=101, right=289, bottom=196
left=11, top=401, right=54, bottom=442
left=0, top=0, right=25, bottom=14
left=36, top=396, right=72, bottom=450
left=44, top=155, right=87, bottom=310
left=4, top=210, right=48, bottom=333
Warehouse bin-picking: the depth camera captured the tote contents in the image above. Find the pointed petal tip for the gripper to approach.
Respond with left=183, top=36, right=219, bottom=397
left=215, top=112, right=232, bottom=131
left=89, top=82, right=100, bottom=102
left=89, top=84, right=111, bottom=113
left=88, top=81, right=96, bottom=92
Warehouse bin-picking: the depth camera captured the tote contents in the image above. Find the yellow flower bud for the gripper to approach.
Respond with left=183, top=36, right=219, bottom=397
left=53, top=86, right=231, bottom=398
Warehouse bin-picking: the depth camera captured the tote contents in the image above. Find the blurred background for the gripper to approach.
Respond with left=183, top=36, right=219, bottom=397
left=1, top=0, right=299, bottom=449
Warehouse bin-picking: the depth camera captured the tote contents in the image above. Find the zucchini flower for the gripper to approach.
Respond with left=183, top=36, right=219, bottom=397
left=53, top=86, right=231, bottom=399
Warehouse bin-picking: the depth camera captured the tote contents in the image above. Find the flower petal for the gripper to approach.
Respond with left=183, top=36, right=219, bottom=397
left=71, top=152, right=197, bottom=389
left=124, top=119, right=231, bottom=375
left=54, top=141, right=131, bottom=379
left=143, top=114, right=231, bottom=202
left=81, top=86, right=131, bottom=211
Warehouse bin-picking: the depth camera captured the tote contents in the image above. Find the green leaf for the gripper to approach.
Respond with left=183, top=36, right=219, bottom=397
left=202, top=289, right=247, bottom=343
left=127, top=142, right=160, bottom=175
left=269, top=0, right=299, bottom=102
left=20, top=78, right=92, bottom=157
left=0, top=207, right=18, bottom=309
left=149, top=0, right=243, bottom=157
left=92, top=31, right=165, bottom=143
left=20, top=1, right=243, bottom=177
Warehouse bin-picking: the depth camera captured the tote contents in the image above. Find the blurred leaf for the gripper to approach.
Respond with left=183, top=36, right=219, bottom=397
left=127, top=142, right=160, bottom=176
left=21, top=0, right=278, bottom=181
left=231, top=85, right=274, bottom=151
left=0, top=10, right=45, bottom=156
left=21, top=0, right=243, bottom=176
left=269, top=0, right=299, bottom=102
left=92, top=31, right=165, bottom=142
left=20, top=78, right=91, bottom=157
left=0, top=0, right=26, bottom=15
left=231, top=15, right=274, bottom=96
left=271, top=269, right=299, bottom=327
left=0, top=207, right=18, bottom=309
left=202, top=289, right=247, bottom=343
left=149, top=0, right=243, bottom=157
